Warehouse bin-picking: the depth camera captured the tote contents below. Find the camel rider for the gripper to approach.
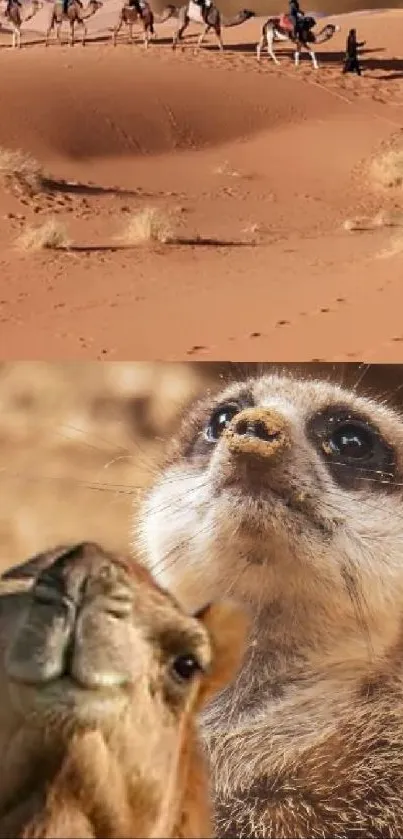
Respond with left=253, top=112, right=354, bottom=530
left=128, top=0, right=146, bottom=15
left=194, top=0, right=213, bottom=13
left=62, top=0, right=83, bottom=13
left=288, top=0, right=304, bottom=40
left=5, top=0, right=21, bottom=17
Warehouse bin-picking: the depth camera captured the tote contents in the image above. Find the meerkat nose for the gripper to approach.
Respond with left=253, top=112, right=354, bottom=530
left=224, top=407, right=291, bottom=460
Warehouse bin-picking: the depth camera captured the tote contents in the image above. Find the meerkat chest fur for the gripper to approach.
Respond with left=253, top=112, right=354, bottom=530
left=138, top=372, right=403, bottom=838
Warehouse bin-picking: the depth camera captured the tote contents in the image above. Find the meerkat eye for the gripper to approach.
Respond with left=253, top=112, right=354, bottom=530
left=308, top=405, right=396, bottom=490
left=327, top=421, right=375, bottom=460
left=205, top=403, right=240, bottom=442
left=171, top=653, right=202, bottom=682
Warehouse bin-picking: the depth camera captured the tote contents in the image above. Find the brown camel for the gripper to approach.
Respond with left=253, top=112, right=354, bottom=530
left=45, top=0, right=103, bottom=47
left=1, top=0, right=42, bottom=49
left=112, top=1, right=155, bottom=48
left=0, top=541, right=248, bottom=838
left=161, top=1, right=254, bottom=52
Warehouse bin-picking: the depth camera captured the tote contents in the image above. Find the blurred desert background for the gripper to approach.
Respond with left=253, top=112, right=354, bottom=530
left=0, top=361, right=402, bottom=573
left=1, top=3, right=403, bottom=360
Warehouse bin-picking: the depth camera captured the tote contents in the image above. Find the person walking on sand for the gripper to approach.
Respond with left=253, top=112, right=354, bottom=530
left=343, top=28, right=365, bottom=75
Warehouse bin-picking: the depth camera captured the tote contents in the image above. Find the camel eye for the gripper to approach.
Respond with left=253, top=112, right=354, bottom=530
left=171, top=653, right=202, bottom=682
left=205, top=403, right=239, bottom=442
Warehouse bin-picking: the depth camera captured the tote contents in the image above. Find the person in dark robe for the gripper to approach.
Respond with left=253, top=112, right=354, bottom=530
left=62, top=0, right=81, bottom=14
left=343, top=28, right=365, bottom=75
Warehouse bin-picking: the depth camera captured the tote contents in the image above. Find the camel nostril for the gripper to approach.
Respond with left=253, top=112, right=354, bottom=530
left=234, top=419, right=281, bottom=442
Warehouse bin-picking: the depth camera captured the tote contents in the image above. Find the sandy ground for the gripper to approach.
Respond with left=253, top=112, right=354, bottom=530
left=0, top=6, right=403, bottom=361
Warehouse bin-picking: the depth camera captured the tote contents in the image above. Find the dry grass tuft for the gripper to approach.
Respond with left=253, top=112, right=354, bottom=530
left=17, top=218, right=71, bottom=252
left=116, top=207, right=174, bottom=246
left=0, top=148, right=47, bottom=197
left=371, top=149, right=403, bottom=189
left=242, top=221, right=268, bottom=235
left=377, top=234, right=403, bottom=259
left=213, top=161, right=243, bottom=178
left=343, top=210, right=403, bottom=233
left=212, top=160, right=255, bottom=180
left=372, top=209, right=403, bottom=228
left=343, top=216, right=376, bottom=232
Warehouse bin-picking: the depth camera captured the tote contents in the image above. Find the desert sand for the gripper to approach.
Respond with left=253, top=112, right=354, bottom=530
left=0, top=4, right=403, bottom=361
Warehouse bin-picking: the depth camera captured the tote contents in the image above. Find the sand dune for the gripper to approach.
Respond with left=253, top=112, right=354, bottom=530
left=0, top=7, right=403, bottom=360
left=0, top=47, right=332, bottom=158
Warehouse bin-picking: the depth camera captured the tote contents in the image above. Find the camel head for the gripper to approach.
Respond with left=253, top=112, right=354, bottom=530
left=221, top=8, right=255, bottom=28
left=87, top=0, right=102, bottom=13
left=309, top=21, right=339, bottom=44
left=0, top=542, right=248, bottom=838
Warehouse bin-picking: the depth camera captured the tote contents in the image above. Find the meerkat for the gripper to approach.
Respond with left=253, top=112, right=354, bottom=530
left=137, top=369, right=403, bottom=838
left=0, top=541, right=247, bottom=839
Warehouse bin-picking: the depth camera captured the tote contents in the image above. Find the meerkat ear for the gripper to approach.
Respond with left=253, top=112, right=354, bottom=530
left=195, top=600, right=250, bottom=708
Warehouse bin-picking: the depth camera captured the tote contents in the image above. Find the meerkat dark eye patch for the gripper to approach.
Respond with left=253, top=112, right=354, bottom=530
left=176, top=387, right=255, bottom=463
left=307, top=405, right=397, bottom=491
left=205, top=403, right=241, bottom=443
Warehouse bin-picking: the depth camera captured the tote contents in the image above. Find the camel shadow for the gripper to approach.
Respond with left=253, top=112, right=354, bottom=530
left=218, top=43, right=386, bottom=58
left=316, top=49, right=403, bottom=78
left=234, top=44, right=385, bottom=62
left=361, top=56, right=403, bottom=79
left=221, top=41, right=258, bottom=54
left=85, top=32, right=176, bottom=45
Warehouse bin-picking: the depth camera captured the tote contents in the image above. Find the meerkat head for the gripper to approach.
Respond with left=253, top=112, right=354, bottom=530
left=138, top=373, right=403, bottom=649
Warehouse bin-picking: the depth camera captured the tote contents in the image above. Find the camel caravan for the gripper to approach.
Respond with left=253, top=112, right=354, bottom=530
left=0, top=0, right=341, bottom=65
left=0, top=541, right=248, bottom=838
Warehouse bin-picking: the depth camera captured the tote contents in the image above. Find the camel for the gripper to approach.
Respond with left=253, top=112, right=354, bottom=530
left=0, top=541, right=248, bottom=838
left=45, top=0, right=103, bottom=47
left=257, top=13, right=339, bottom=70
left=112, top=1, right=155, bottom=48
left=1, top=0, right=42, bottom=49
left=161, top=2, right=254, bottom=52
